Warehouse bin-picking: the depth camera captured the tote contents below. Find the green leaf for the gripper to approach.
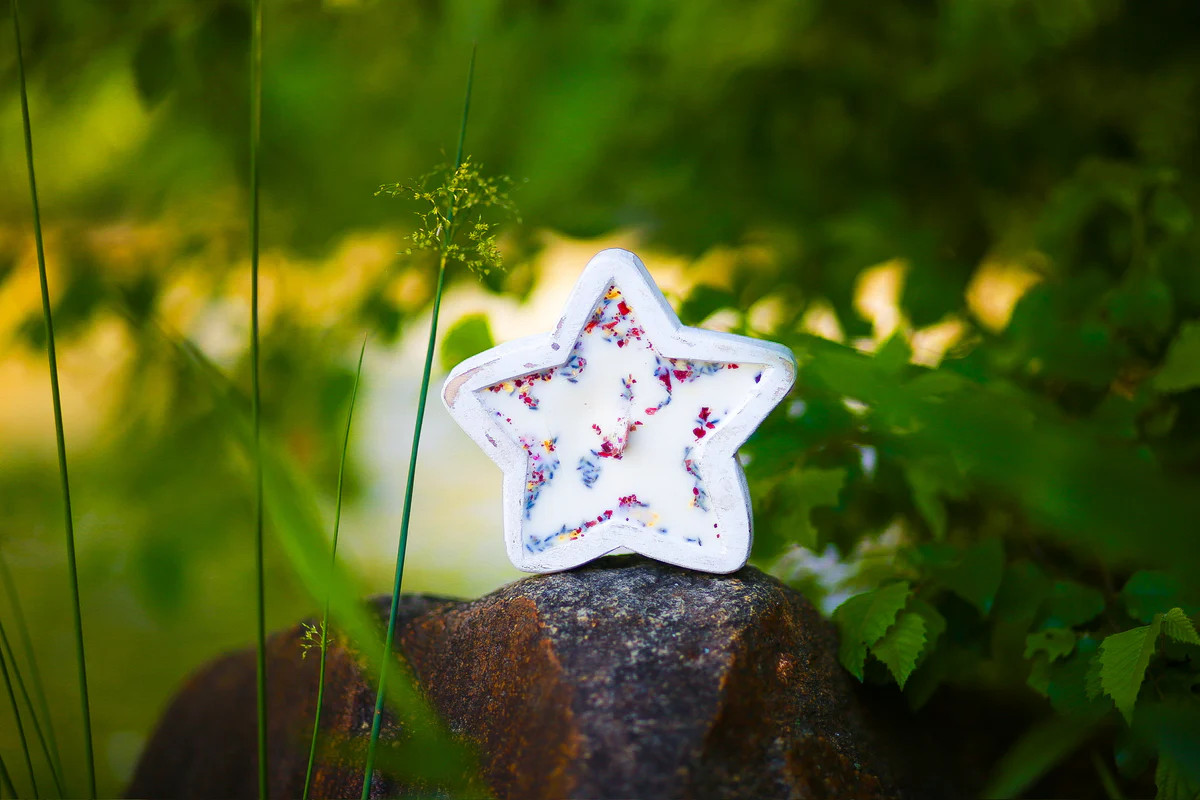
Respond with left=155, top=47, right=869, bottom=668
left=901, top=600, right=948, bottom=704
left=439, top=313, right=495, bottom=372
left=1124, top=571, right=1190, bottom=623
left=928, top=538, right=1005, bottom=616
left=1157, top=754, right=1200, bottom=800
left=776, top=467, right=846, bottom=551
left=909, top=597, right=947, bottom=652
left=1161, top=608, right=1200, bottom=645
left=902, top=454, right=966, bottom=541
left=1025, top=628, right=1077, bottom=662
left=869, top=610, right=926, bottom=689
left=1050, top=637, right=1106, bottom=714
left=907, top=468, right=947, bottom=540
left=1043, top=580, right=1106, bottom=629
left=874, top=333, right=912, bottom=374
left=1099, top=615, right=1164, bottom=724
left=838, top=638, right=869, bottom=683
left=1156, top=321, right=1200, bottom=393
left=833, top=582, right=913, bottom=680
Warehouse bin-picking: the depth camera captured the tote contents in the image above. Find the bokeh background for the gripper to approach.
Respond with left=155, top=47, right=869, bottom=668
left=2, top=0, right=1199, bottom=796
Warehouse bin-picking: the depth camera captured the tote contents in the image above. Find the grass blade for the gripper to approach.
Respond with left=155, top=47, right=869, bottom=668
left=0, top=750, right=15, bottom=799
left=9, top=1, right=96, bottom=795
left=0, top=635, right=37, bottom=797
left=0, top=549, right=65, bottom=792
left=452, top=45, right=476, bottom=175
left=248, top=0, right=268, bottom=796
left=302, top=336, right=368, bottom=800
left=361, top=44, right=477, bottom=798
left=0, top=621, right=64, bottom=796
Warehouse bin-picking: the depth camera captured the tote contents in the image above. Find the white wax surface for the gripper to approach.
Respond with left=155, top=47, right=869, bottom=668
left=477, top=284, right=765, bottom=559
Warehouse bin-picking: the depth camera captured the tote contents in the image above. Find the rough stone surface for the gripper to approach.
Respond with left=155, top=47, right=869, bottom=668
left=128, top=556, right=949, bottom=799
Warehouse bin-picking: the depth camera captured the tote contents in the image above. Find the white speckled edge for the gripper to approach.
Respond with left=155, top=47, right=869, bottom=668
left=441, top=248, right=797, bottom=574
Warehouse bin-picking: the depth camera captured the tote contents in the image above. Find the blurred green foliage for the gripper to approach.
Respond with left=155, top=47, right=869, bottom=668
left=2, top=0, right=1200, bottom=797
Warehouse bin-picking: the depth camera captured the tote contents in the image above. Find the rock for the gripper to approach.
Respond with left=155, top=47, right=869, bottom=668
left=128, top=556, right=949, bottom=799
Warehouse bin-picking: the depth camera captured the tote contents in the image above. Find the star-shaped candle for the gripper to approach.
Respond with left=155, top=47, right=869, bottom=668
left=442, top=248, right=796, bottom=574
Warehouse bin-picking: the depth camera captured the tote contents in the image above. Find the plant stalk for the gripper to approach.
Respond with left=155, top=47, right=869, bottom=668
left=249, top=0, right=268, bottom=797
left=361, top=44, right=476, bottom=799
left=0, top=550, right=65, bottom=791
left=10, top=1, right=96, bottom=795
left=0, top=621, right=63, bottom=797
left=0, top=637, right=37, bottom=798
left=302, top=337, right=368, bottom=800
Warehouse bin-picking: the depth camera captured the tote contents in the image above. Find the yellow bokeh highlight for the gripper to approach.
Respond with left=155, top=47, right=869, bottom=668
left=966, top=257, right=1044, bottom=333
left=853, top=259, right=907, bottom=346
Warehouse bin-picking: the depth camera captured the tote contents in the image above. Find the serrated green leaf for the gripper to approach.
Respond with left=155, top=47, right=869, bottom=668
left=833, top=582, right=913, bottom=680
left=1156, top=321, right=1200, bottom=393
left=870, top=610, right=927, bottom=689
left=835, top=582, right=914, bottom=645
left=838, top=637, right=870, bottom=681
left=1085, top=647, right=1104, bottom=701
left=902, top=601, right=948, bottom=706
left=1157, top=754, right=1200, bottom=800
left=909, top=597, right=947, bottom=651
left=1123, top=571, right=1189, bottom=623
left=1099, top=615, right=1163, bottom=724
left=1025, top=628, right=1077, bottom=662
left=1161, top=608, right=1200, bottom=645
left=439, top=313, right=495, bottom=372
left=1043, top=580, right=1106, bottom=629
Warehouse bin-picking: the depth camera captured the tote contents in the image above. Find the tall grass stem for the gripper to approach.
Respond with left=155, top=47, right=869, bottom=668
left=0, top=750, right=15, bottom=798
left=10, top=1, right=96, bottom=794
left=0, top=638, right=37, bottom=797
left=361, top=44, right=476, bottom=798
left=302, top=336, right=368, bottom=800
left=248, top=0, right=268, bottom=797
left=0, top=550, right=64, bottom=790
left=0, top=621, right=63, bottom=796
